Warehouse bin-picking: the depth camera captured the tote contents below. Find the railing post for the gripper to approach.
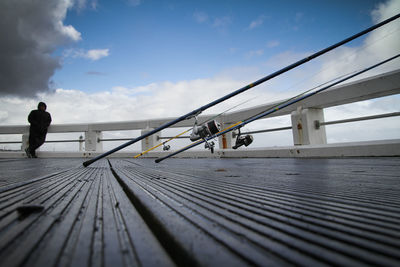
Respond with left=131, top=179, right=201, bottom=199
left=79, top=135, right=84, bottom=152
left=21, top=133, right=29, bottom=151
left=218, top=123, right=235, bottom=149
left=85, top=129, right=103, bottom=152
left=291, top=107, right=327, bottom=145
left=141, top=128, right=161, bottom=151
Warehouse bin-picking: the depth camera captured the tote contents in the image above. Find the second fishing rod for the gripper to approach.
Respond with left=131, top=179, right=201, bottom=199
left=155, top=53, right=400, bottom=163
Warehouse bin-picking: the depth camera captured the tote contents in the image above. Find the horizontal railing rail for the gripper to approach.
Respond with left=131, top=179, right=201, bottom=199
left=98, top=138, right=138, bottom=142
left=241, top=126, right=293, bottom=135
left=315, top=111, right=400, bottom=128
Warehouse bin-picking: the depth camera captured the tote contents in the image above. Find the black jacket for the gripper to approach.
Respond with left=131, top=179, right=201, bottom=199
left=28, top=110, right=52, bottom=135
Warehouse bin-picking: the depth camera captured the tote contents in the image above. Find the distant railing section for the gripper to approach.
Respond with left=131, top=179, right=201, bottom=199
left=314, top=111, right=400, bottom=128
left=0, top=69, right=399, bottom=155
left=0, top=137, right=84, bottom=145
left=241, top=111, right=400, bottom=135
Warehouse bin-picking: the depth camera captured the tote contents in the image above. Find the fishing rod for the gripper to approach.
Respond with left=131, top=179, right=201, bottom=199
left=82, top=13, right=400, bottom=167
left=155, top=53, right=400, bottom=163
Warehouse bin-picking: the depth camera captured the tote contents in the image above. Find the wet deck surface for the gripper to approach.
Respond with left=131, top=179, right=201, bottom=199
left=0, top=157, right=399, bottom=266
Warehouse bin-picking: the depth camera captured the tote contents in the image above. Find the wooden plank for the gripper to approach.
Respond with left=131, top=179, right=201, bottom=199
left=0, top=168, right=96, bottom=266
left=105, top=166, right=174, bottom=266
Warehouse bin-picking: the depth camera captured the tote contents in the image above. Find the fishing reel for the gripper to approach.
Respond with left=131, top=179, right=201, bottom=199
left=190, top=117, right=221, bottom=153
left=204, top=140, right=215, bottom=153
left=232, top=128, right=253, bottom=149
left=190, top=118, right=221, bottom=142
left=163, top=143, right=170, bottom=151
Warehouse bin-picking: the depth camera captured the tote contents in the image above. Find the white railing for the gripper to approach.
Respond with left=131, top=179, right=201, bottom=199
left=0, top=69, right=399, bottom=158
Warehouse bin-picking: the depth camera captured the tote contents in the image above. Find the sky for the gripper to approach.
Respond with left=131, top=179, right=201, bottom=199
left=0, top=0, right=399, bottom=151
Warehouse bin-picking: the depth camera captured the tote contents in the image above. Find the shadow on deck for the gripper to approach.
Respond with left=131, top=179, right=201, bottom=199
left=0, top=157, right=399, bottom=266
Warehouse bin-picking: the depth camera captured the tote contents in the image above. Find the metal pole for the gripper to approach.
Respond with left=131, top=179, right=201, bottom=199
left=155, top=53, right=400, bottom=163
left=83, top=13, right=400, bottom=167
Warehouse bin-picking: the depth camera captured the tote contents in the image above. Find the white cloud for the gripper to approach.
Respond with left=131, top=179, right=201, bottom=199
left=2, top=72, right=277, bottom=126
left=86, top=49, right=110, bottom=60
left=64, top=48, right=110, bottom=61
left=248, top=15, right=265, bottom=30
left=58, top=22, right=82, bottom=41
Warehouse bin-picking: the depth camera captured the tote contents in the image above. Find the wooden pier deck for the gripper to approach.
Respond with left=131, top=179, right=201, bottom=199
left=0, top=157, right=399, bottom=266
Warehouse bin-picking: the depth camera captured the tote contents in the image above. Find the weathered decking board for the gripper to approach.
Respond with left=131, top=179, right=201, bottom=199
left=0, top=157, right=399, bottom=266
left=0, top=159, right=173, bottom=267
left=0, top=158, right=84, bottom=187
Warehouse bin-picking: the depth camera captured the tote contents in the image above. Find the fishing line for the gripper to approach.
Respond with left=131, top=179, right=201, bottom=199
left=239, top=71, right=358, bottom=133
left=136, top=64, right=364, bottom=158
left=253, top=24, right=400, bottom=109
